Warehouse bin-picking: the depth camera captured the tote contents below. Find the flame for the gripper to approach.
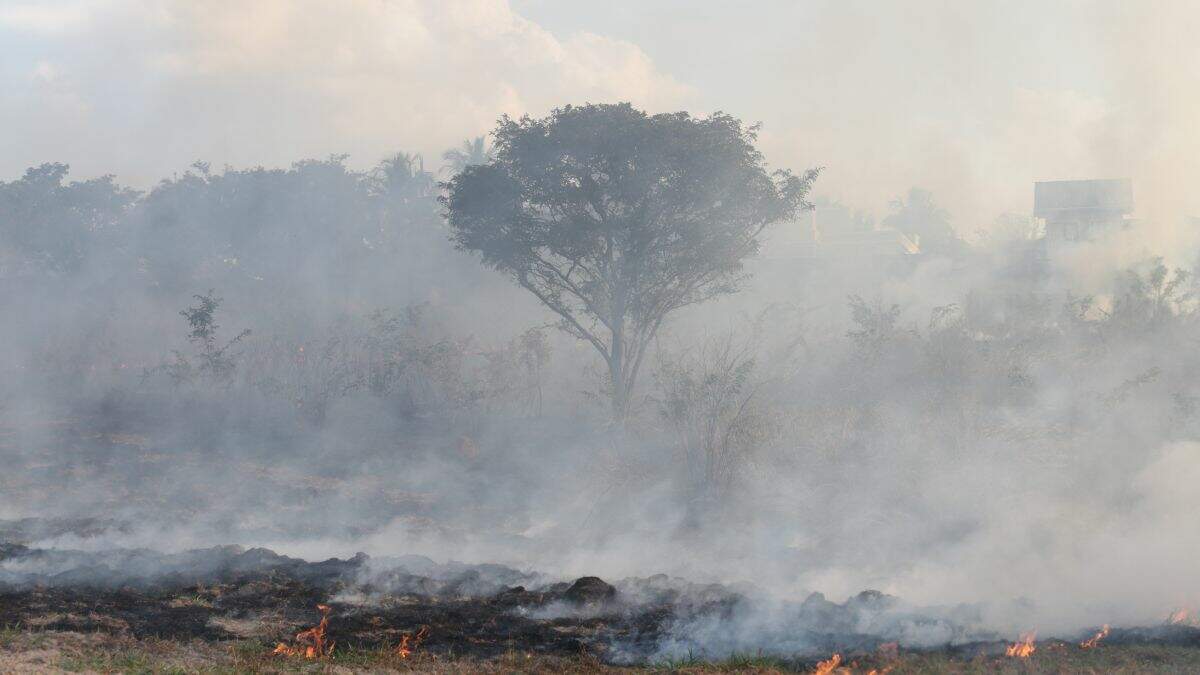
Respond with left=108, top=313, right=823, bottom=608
left=1168, top=608, right=1193, bottom=625
left=273, top=604, right=334, bottom=659
left=1005, top=631, right=1036, bottom=658
left=813, top=653, right=842, bottom=674
left=1080, top=624, right=1110, bottom=649
left=396, top=625, right=430, bottom=659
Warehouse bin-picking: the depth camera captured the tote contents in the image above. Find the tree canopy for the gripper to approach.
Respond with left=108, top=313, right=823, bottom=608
left=443, top=103, right=818, bottom=416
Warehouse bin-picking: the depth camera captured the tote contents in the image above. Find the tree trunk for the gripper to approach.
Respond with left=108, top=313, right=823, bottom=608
left=609, top=283, right=629, bottom=420
left=609, top=325, right=627, bottom=419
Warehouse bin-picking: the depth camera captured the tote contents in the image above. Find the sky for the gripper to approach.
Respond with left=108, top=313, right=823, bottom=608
left=2, top=0, right=1199, bottom=239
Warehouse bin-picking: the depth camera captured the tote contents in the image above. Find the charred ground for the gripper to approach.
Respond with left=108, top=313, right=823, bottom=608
left=5, top=535, right=1200, bottom=673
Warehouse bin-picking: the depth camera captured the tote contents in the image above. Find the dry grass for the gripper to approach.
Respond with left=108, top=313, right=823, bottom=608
left=0, top=629, right=231, bottom=674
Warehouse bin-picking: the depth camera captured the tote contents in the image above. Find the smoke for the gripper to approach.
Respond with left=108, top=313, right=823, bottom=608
left=0, top=0, right=689, bottom=185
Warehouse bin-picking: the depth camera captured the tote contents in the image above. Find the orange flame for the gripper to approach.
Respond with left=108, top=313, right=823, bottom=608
left=273, top=604, right=334, bottom=659
left=1005, top=631, right=1036, bottom=658
left=1169, top=608, right=1193, bottom=625
left=813, top=653, right=842, bottom=674
left=1080, top=624, right=1110, bottom=649
left=396, top=625, right=430, bottom=659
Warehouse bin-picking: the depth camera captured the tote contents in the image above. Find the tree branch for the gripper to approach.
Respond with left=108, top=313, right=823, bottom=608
left=516, top=274, right=610, bottom=361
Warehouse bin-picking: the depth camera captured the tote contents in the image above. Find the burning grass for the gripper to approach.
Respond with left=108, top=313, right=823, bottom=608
left=396, top=624, right=430, bottom=659
left=812, top=653, right=842, bottom=674
left=272, top=603, right=334, bottom=659
left=1004, top=631, right=1036, bottom=658
left=1079, top=624, right=1110, bottom=649
left=7, top=628, right=1200, bottom=673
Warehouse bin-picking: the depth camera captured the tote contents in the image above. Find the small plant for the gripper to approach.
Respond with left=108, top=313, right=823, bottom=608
left=147, top=290, right=250, bottom=387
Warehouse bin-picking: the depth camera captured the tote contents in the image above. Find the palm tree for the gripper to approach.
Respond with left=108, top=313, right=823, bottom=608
left=374, top=152, right=434, bottom=198
left=441, top=136, right=491, bottom=176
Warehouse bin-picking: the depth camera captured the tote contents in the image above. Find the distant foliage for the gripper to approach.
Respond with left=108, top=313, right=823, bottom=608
left=130, top=155, right=444, bottom=298
left=0, top=152, right=480, bottom=317
left=0, top=163, right=138, bottom=275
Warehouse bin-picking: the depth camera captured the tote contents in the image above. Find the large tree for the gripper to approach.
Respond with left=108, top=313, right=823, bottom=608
left=443, top=103, right=818, bottom=417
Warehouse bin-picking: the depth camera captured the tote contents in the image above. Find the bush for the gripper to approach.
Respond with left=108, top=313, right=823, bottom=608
left=145, top=291, right=250, bottom=387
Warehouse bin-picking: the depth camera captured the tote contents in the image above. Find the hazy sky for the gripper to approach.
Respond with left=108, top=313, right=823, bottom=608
left=2, top=0, right=1198, bottom=235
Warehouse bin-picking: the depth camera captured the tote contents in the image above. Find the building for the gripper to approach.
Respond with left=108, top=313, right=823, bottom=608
left=1033, top=179, right=1133, bottom=242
